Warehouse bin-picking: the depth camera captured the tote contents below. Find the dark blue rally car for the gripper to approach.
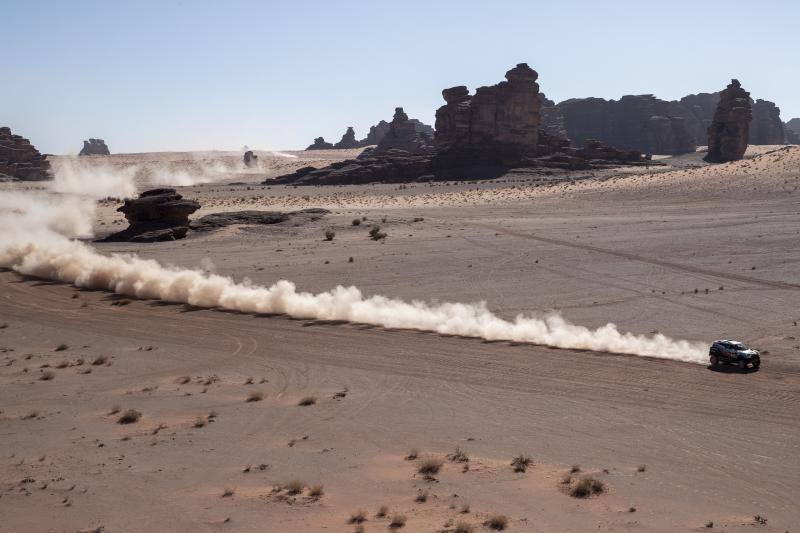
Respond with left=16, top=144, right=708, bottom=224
left=709, top=340, right=761, bottom=370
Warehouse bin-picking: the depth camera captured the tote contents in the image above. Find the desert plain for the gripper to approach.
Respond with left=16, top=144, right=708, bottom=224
left=1, top=145, right=799, bottom=532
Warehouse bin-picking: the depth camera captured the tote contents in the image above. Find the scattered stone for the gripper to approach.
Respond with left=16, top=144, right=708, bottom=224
left=0, top=126, right=52, bottom=181
left=79, top=138, right=110, bottom=156
left=704, top=79, right=752, bottom=163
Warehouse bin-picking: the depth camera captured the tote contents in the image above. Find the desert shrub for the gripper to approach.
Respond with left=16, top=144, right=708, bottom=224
left=484, top=515, right=508, bottom=530
left=511, top=454, right=532, bottom=472
left=352, top=218, right=361, bottom=226
left=308, top=484, right=324, bottom=497
left=404, top=449, right=418, bottom=460
left=417, top=457, right=444, bottom=476
left=246, top=391, right=264, bottom=402
left=92, top=355, right=108, bottom=366
left=298, top=396, right=317, bottom=406
left=324, top=228, right=336, bottom=241
left=283, top=480, right=304, bottom=495
left=376, top=505, right=389, bottom=517
left=389, top=514, right=406, bottom=529
left=39, top=370, right=55, bottom=381
left=221, top=488, right=234, bottom=497
left=117, top=409, right=142, bottom=424
left=415, top=490, right=428, bottom=503
left=55, top=344, right=68, bottom=351
left=369, top=225, right=387, bottom=240
left=348, top=510, right=367, bottom=524
left=570, top=476, right=605, bottom=498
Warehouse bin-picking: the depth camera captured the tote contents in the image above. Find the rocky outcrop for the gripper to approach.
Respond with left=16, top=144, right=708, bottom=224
left=545, top=95, right=696, bottom=155
left=362, top=117, right=433, bottom=146
left=333, top=127, right=360, bottom=149
left=436, top=63, right=541, bottom=149
left=785, top=119, right=800, bottom=144
left=190, top=208, right=329, bottom=231
left=306, top=137, right=334, bottom=150
left=362, top=107, right=432, bottom=156
left=0, top=126, right=52, bottom=180
left=273, top=64, right=649, bottom=186
left=79, top=138, right=110, bottom=156
left=750, top=100, right=785, bottom=145
left=101, top=188, right=200, bottom=242
left=704, top=79, right=752, bottom=163
left=243, top=150, right=258, bottom=167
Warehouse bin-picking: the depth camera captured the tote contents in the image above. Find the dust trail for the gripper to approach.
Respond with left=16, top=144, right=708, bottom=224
left=0, top=186, right=708, bottom=364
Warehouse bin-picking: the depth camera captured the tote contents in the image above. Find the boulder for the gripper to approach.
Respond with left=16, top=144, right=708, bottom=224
left=306, top=137, right=334, bottom=150
left=101, top=188, right=200, bottom=242
left=333, top=127, right=360, bottom=149
left=79, top=138, right=110, bottom=156
left=704, top=79, right=752, bottom=163
left=0, top=126, right=52, bottom=181
left=190, top=208, right=328, bottom=231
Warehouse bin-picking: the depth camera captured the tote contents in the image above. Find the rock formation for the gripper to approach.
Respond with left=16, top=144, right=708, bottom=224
left=190, top=208, right=329, bottom=231
left=333, top=127, right=361, bottom=149
left=102, top=188, right=200, bottom=242
left=704, top=79, right=752, bottom=163
left=785, top=119, right=800, bottom=144
left=361, top=117, right=433, bottom=147
left=0, top=126, right=52, bottom=180
left=750, top=100, right=785, bottom=145
left=306, top=137, right=334, bottom=150
left=79, top=138, right=110, bottom=156
left=274, top=64, right=649, bottom=186
left=363, top=107, right=432, bottom=156
left=543, top=95, right=696, bottom=155
left=243, top=150, right=258, bottom=167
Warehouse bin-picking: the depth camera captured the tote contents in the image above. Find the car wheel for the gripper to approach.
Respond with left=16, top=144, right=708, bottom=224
left=710, top=354, right=718, bottom=367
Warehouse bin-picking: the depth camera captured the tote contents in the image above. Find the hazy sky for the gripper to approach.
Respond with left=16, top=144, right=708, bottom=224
left=5, top=0, right=799, bottom=153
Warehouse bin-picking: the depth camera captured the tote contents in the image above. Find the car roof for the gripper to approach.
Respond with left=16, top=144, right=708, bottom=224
left=714, top=339, right=744, bottom=346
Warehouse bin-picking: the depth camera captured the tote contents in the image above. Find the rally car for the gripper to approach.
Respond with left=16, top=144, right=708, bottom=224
left=709, top=340, right=761, bottom=370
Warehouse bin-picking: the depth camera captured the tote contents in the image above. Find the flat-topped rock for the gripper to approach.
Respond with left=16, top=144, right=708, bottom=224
left=101, top=188, right=200, bottom=242
left=79, top=138, right=110, bottom=156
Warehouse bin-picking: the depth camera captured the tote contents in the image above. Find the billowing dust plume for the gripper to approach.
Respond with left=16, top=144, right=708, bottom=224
left=0, top=177, right=709, bottom=364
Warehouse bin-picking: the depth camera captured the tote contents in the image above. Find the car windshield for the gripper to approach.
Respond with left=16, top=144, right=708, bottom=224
left=726, top=342, right=746, bottom=350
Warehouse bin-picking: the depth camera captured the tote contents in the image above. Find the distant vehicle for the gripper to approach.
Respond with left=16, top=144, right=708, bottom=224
left=709, top=340, right=761, bottom=370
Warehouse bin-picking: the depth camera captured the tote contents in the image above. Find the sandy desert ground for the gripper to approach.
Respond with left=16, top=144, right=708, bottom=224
left=1, top=146, right=799, bottom=532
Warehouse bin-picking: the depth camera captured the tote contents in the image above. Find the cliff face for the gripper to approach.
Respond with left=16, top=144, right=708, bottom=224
left=0, top=126, right=52, bottom=180
left=540, top=87, right=786, bottom=153
left=549, top=95, right=696, bottom=155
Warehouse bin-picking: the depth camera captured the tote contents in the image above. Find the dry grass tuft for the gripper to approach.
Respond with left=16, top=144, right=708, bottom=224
left=92, top=355, right=108, bottom=366
left=55, top=344, right=68, bottom=351
left=308, top=484, right=324, bottom=498
left=404, top=449, right=418, bottom=460
left=117, top=409, right=142, bottom=424
left=376, top=505, right=389, bottom=517
left=448, top=447, right=469, bottom=463
left=221, top=488, right=234, bottom=497
left=348, top=510, right=367, bottom=524
left=109, top=405, right=121, bottom=415
left=39, top=370, right=55, bottom=381
left=415, top=490, right=428, bottom=503
left=298, top=396, right=317, bottom=406
left=637, top=464, right=647, bottom=472
left=460, top=503, right=470, bottom=514
left=454, top=522, right=474, bottom=533
left=193, top=417, right=207, bottom=428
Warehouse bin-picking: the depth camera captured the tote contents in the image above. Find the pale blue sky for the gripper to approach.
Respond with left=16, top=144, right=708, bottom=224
left=4, top=0, right=798, bottom=153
